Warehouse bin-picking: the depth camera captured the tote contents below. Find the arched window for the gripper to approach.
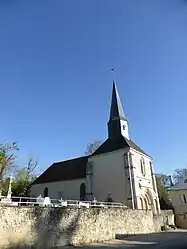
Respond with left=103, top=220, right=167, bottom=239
left=144, top=197, right=148, bottom=210
left=179, top=193, right=183, bottom=203
left=140, top=157, right=146, bottom=176
left=183, top=194, right=187, bottom=203
left=140, top=197, right=144, bottom=209
left=80, top=183, right=86, bottom=201
left=44, top=187, right=48, bottom=197
left=124, top=154, right=128, bottom=177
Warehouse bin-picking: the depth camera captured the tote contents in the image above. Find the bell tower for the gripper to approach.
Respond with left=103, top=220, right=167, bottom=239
left=107, top=81, right=129, bottom=140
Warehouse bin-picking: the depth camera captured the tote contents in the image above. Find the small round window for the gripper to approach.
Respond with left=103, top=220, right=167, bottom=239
left=184, top=179, right=187, bottom=183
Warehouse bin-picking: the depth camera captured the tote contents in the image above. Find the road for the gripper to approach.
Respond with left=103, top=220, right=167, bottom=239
left=82, top=230, right=187, bottom=249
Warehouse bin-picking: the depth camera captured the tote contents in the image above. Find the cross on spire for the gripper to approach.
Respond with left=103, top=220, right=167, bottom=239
left=111, top=68, right=116, bottom=82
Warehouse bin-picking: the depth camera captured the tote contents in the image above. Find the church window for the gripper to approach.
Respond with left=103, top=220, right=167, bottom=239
left=179, top=194, right=183, bottom=203
left=179, top=193, right=186, bottom=204
left=44, top=187, right=48, bottom=198
left=124, top=154, right=128, bottom=176
left=140, top=197, right=144, bottom=209
left=149, top=161, right=152, bottom=172
left=144, top=197, right=148, bottom=210
left=80, top=183, right=86, bottom=201
left=140, top=157, right=146, bottom=176
left=183, top=194, right=187, bottom=203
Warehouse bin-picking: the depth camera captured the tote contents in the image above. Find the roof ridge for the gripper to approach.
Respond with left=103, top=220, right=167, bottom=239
left=54, top=155, right=88, bottom=164
left=123, top=137, right=151, bottom=157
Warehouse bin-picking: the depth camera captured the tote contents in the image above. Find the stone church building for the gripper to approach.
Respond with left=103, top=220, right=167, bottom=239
left=31, top=81, right=160, bottom=213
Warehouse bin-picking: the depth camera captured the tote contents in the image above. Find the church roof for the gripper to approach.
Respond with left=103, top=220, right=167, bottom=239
left=109, top=81, right=127, bottom=121
left=32, top=137, right=149, bottom=185
left=32, top=156, right=88, bottom=185
left=92, top=135, right=150, bottom=157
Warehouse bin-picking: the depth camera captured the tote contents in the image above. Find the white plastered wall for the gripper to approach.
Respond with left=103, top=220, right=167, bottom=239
left=87, top=148, right=131, bottom=205
left=31, top=178, right=86, bottom=200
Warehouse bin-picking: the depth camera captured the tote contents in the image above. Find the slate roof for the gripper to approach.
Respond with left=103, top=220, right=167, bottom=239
left=32, top=156, right=88, bottom=185
left=92, top=135, right=150, bottom=157
left=32, top=136, right=150, bottom=185
left=127, top=139, right=150, bottom=157
left=109, top=81, right=127, bottom=121
left=168, top=178, right=187, bottom=191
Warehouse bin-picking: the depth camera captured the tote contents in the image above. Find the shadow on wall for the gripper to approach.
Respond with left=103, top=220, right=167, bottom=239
left=7, top=230, right=185, bottom=249
left=32, top=207, right=80, bottom=248
left=6, top=207, right=80, bottom=249
left=1, top=208, right=175, bottom=249
left=84, top=231, right=187, bottom=249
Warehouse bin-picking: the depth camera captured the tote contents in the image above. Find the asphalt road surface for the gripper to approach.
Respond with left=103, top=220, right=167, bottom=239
left=82, top=230, right=187, bottom=249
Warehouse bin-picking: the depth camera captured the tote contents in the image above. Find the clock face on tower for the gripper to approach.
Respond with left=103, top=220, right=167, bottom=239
left=120, top=120, right=129, bottom=139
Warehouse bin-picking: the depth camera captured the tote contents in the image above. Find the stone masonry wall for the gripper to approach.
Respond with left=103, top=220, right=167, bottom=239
left=0, top=207, right=174, bottom=249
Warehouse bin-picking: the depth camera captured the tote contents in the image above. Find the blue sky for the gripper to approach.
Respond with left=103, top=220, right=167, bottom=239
left=1, top=0, right=187, bottom=175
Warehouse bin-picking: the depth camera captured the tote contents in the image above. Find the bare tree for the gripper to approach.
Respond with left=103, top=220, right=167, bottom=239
left=0, top=142, right=18, bottom=178
left=173, top=168, right=187, bottom=183
left=26, top=157, right=38, bottom=179
left=85, top=140, right=103, bottom=155
left=0, top=142, right=19, bottom=190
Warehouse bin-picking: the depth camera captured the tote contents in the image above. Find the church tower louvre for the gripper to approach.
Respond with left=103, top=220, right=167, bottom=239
left=107, top=80, right=130, bottom=140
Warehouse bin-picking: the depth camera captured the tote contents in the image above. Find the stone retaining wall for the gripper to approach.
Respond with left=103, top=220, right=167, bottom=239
left=0, top=206, right=174, bottom=248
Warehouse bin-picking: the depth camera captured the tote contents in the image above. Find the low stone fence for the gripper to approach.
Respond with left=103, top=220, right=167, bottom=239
left=0, top=206, right=174, bottom=248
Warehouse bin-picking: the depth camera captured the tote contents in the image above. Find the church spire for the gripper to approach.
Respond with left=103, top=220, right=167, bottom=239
left=109, top=81, right=127, bottom=121
left=108, top=80, right=130, bottom=140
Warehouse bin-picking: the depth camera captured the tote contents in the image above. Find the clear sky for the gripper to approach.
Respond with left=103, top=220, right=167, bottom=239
left=1, top=0, right=187, bottom=175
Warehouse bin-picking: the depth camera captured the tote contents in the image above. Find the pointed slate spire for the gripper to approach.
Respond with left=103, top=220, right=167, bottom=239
left=108, top=80, right=129, bottom=139
left=109, top=81, right=126, bottom=121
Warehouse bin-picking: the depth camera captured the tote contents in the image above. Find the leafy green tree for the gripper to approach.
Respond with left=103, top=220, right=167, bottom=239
left=1, top=177, right=11, bottom=196
left=11, top=168, right=31, bottom=196
left=1, top=157, right=38, bottom=197
left=156, top=174, right=172, bottom=210
left=11, top=157, right=38, bottom=196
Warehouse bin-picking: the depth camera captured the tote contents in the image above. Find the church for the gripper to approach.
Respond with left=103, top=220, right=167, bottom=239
left=31, top=80, right=160, bottom=213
